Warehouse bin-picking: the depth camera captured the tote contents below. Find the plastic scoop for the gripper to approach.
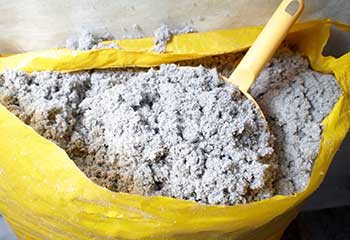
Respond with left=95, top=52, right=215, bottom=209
left=225, top=0, right=304, bottom=114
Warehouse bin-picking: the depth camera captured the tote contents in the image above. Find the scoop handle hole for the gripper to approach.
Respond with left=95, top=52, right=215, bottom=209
left=285, top=0, right=300, bottom=16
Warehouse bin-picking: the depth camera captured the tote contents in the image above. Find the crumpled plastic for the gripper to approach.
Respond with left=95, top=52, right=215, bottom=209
left=0, top=19, right=349, bottom=240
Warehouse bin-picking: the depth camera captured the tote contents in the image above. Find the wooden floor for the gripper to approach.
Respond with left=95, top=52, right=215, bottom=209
left=282, top=206, right=350, bottom=240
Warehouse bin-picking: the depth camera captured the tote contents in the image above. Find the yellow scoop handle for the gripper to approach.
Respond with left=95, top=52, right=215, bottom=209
left=228, top=0, right=304, bottom=92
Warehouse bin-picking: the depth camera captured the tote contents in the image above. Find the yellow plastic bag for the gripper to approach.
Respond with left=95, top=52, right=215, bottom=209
left=0, top=19, right=349, bottom=240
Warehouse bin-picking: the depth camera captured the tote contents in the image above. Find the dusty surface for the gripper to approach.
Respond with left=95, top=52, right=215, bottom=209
left=252, top=53, right=341, bottom=194
left=0, top=50, right=341, bottom=204
left=66, top=31, right=120, bottom=50
left=0, top=65, right=274, bottom=205
left=181, top=49, right=341, bottom=194
left=66, top=24, right=196, bottom=52
left=152, top=24, right=196, bottom=53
